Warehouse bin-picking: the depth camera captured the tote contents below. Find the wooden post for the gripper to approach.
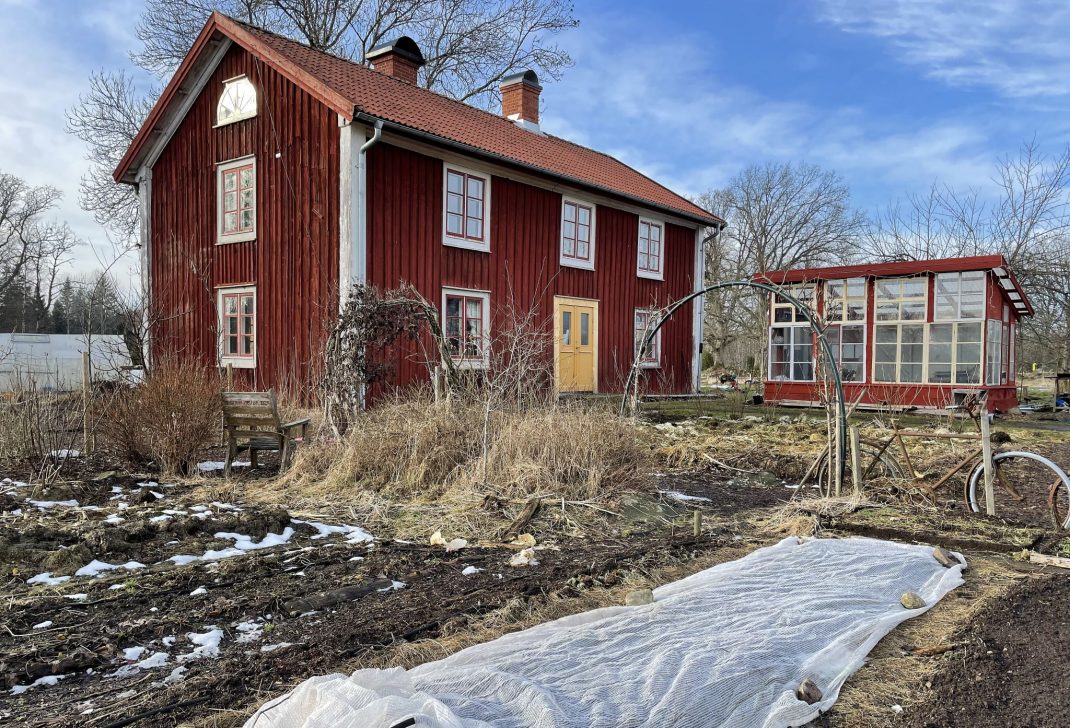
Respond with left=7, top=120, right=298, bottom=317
left=980, top=411, right=996, bottom=515
left=849, top=426, right=862, bottom=495
left=81, top=350, right=93, bottom=454
left=226, top=363, right=234, bottom=392
left=833, top=416, right=843, bottom=497
left=692, top=510, right=702, bottom=537
left=433, top=365, right=443, bottom=402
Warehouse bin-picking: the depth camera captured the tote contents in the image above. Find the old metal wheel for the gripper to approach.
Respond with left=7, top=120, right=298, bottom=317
left=965, top=451, right=1070, bottom=529
left=816, top=444, right=907, bottom=499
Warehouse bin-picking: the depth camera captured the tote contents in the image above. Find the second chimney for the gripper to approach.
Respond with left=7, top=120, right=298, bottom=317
left=367, top=36, right=425, bottom=84
left=501, top=70, right=542, bottom=131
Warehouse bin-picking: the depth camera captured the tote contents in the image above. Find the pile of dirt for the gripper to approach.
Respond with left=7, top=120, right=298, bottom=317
left=904, top=573, right=1070, bottom=727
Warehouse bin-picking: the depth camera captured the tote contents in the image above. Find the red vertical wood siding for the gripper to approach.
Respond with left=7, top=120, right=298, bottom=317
left=364, top=142, right=696, bottom=397
left=149, top=44, right=339, bottom=392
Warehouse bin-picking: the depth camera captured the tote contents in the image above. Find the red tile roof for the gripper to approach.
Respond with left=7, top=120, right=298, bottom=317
left=115, top=13, right=719, bottom=226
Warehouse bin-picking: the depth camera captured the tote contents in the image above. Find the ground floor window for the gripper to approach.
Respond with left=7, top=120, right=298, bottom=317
left=769, top=325, right=813, bottom=381
left=442, top=288, right=490, bottom=368
left=634, top=309, right=661, bottom=367
left=986, top=319, right=1003, bottom=386
left=826, top=324, right=865, bottom=382
left=874, top=324, right=924, bottom=383
left=218, top=285, right=256, bottom=368
left=926, top=322, right=981, bottom=385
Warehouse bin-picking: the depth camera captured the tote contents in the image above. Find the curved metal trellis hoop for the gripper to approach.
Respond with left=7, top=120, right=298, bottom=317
left=621, top=280, right=847, bottom=491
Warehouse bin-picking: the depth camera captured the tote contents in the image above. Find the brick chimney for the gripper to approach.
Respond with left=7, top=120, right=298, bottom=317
left=501, top=70, right=542, bottom=131
left=367, top=36, right=425, bottom=85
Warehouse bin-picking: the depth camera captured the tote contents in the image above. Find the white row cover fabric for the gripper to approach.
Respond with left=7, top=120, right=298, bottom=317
left=245, top=537, right=965, bottom=728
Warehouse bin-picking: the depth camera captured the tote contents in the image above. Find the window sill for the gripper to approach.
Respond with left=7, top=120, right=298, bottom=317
left=218, top=234, right=256, bottom=245
left=220, top=357, right=256, bottom=369
left=561, top=256, right=594, bottom=271
left=453, top=358, right=489, bottom=370
left=213, top=113, right=257, bottom=129
left=638, top=361, right=661, bottom=369
left=637, top=269, right=664, bottom=282
left=443, top=236, right=490, bottom=253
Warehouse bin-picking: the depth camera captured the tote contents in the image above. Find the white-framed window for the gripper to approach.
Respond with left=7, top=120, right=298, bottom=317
left=217, top=156, right=256, bottom=244
left=986, top=319, right=1003, bottom=386
left=934, top=271, right=985, bottom=321
left=560, top=198, right=595, bottom=270
left=874, top=276, right=927, bottom=322
left=771, top=285, right=816, bottom=324
left=216, top=76, right=257, bottom=126
left=825, top=278, right=866, bottom=322
left=827, top=324, right=866, bottom=383
left=634, top=308, right=662, bottom=367
left=443, top=165, right=490, bottom=252
left=769, top=325, right=814, bottom=381
left=442, top=287, right=490, bottom=368
left=636, top=217, right=664, bottom=280
left=1008, top=322, right=1016, bottom=383
left=217, top=285, right=256, bottom=368
left=927, top=321, right=981, bottom=385
left=873, top=323, right=924, bottom=383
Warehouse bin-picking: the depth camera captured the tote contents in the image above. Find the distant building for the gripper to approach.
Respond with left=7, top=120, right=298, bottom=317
left=0, top=334, right=134, bottom=392
left=756, top=255, right=1032, bottom=412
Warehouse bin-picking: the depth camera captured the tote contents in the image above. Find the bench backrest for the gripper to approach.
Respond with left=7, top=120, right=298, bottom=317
left=222, top=390, right=281, bottom=437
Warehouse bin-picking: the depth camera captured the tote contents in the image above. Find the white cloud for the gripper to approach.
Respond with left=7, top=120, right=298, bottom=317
left=818, top=0, right=1070, bottom=97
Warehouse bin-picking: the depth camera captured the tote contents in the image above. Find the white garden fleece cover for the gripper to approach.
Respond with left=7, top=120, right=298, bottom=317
left=245, top=537, right=965, bottom=728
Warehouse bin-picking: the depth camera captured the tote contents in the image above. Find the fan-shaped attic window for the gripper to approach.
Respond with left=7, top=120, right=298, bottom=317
left=216, top=76, right=257, bottom=126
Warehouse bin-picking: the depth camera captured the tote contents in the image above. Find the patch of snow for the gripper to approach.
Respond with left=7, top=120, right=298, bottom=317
left=377, top=580, right=406, bottom=592
left=51, top=449, right=80, bottom=458
left=75, top=560, right=146, bottom=577
left=10, top=674, right=64, bottom=695
left=461, top=565, right=482, bottom=576
left=215, top=527, right=295, bottom=552
left=162, top=636, right=177, bottom=647
left=27, top=572, right=70, bottom=586
left=293, top=519, right=376, bottom=544
left=112, top=651, right=169, bottom=678
left=179, top=628, right=224, bottom=661
left=235, top=620, right=263, bottom=643
left=162, top=509, right=187, bottom=516
left=149, top=491, right=165, bottom=500
left=211, top=501, right=244, bottom=511
left=348, top=556, right=365, bottom=562
left=109, top=584, right=124, bottom=590
left=149, top=515, right=171, bottom=523
left=161, top=666, right=187, bottom=684
left=28, top=499, right=80, bottom=509
left=660, top=490, right=712, bottom=503
left=64, top=593, right=88, bottom=601
left=32, top=621, right=53, bottom=630
left=110, top=486, right=124, bottom=494
left=122, top=646, right=147, bottom=661
left=190, top=586, right=208, bottom=596
left=197, top=461, right=250, bottom=472
left=2, top=477, right=29, bottom=488
left=260, top=642, right=292, bottom=653
left=103, top=514, right=125, bottom=525
left=509, top=548, right=539, bottom=567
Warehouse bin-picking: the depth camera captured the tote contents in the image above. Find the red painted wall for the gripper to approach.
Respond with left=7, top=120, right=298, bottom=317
left=149, top=44, right=339, bottom=392
left=364, top=142, right=696, bottom=398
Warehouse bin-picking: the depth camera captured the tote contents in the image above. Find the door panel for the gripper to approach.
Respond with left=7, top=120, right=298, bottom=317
left=555, top=297, right=598, bottom=392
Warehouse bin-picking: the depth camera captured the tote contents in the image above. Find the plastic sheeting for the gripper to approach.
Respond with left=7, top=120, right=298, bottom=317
left=245, top=537, right=965, bottom=728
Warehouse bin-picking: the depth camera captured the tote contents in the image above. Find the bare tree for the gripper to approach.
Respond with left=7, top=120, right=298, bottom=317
left=695, top=163, right=864, bottom=370
left=69, top=0, right=576, bottom=247
left=0, top=171, right=79, bottom=302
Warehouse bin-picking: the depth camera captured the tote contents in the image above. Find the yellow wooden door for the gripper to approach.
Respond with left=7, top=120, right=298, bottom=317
left=555, top=297, right=598, bottom=392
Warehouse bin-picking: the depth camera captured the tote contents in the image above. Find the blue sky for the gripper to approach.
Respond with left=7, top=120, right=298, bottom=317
left=3, top=0, right=1070, bottom=277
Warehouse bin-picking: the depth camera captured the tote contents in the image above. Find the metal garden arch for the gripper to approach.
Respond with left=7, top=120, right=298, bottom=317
left=622, top=280, right=848, bottom=491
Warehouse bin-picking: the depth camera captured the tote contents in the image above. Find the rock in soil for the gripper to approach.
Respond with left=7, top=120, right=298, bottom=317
left=900, top=591, right=926, bottom=609
left=625, top=588, right=654, bottom=606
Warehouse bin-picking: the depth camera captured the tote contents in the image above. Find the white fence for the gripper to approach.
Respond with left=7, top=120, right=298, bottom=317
left=0, top=333, right=137, bottom=393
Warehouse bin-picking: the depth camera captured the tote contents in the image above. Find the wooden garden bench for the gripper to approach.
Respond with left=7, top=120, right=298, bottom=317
left=222, top=390, right=309, bottom=477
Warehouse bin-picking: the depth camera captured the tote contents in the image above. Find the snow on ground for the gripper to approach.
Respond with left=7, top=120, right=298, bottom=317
left=179, top=628, right=224, bottom=661
left=235, top=620, right=264, bottom=643
left=28, top=499, right=80, bottom=509
left=50, top=449, right=80, bottom=458
left=260, top=642, right=292, bottom=653
left=197, top=461, right=250, bottom=472
left=10, top=674, right=64, bottom=695
left=461, top=566, right=482, bottom=576
left=27, top=572, right=70, bottom=586
left=103, top=514, right=125, bottom=525
left=292, top=519, right=375, bottom=544
left=75, top=560, right=146, bottom=578
left=32, top=621, right=53, bottom=630
left=659, top=490, right=712, bottom=503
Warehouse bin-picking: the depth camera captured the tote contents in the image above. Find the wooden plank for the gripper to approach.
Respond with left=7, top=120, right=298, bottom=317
left=980, top=412, right=996, bottom=516
left=1028, top=552, right=1070, bottom=569
left=849, top=426, right=862, bottom=495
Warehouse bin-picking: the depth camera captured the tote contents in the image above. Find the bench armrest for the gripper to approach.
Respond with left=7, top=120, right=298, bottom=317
left=280, top=418, right=311, bottom=433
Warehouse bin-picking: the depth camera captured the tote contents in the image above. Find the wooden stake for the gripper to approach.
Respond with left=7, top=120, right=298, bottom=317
left=849, top=425, right=862, bottom=495
left=692, top=510, right=702, bottom=537
left=980, top=411, right=996, bottom=516
left=833, top=416, right=843, bottom=497
left=226, top=362, right=234, bottom=391
left=81, top=350, right=93, bottom=454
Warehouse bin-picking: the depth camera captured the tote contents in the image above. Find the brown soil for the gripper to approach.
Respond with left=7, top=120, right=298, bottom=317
left=903, top=573, right=1070, bottom=728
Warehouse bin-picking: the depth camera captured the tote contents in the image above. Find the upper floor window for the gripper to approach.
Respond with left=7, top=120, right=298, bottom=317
left=825, top=278, right=866, bottom=322
left=216, top=76, right=257, bottom=126
left=561, top=198, right=595, bottom=270
left=875, top=276, right=926, bottom=322
left=442, top=287, right=490, bottom=368
left=218, top=286, right=256, bottom=368
left=934, top=271, right=985, bottom=321
left=634, top=309, right=661, bottom=367
left=771, top=284, right=815, bottom=324
left=443, top=166, right=490, bottom=252
left=217, top=156, right=256, bottom=243
left=637, top=218, right=664, bottom=280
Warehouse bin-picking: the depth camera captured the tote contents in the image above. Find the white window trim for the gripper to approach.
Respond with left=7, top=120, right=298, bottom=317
left=217, top=285, right=257, bottom=369
left=985, top=319, right=1003, bottom=386
left=925, top=321, right=983, bottom=386
left=216, top=155, right=256, bottom=244
left=636, top=217, right=665, bottom=281
left=767, top=324, right=815, bottom=382
left=874, top=276, right=928, bottom=323
left=442, top=286, right=491, bottom=369
left=827, top=322, right=867, bottom=384
left=933, top=271, right=987, bottom=322
left=634, top=308, right=662, bottom=368
left=559, top=196, right=596, bottom=271
left=872, top=322, right=927, bottom=384
left=442, top=163, right=491, bottom=253
left=770, top=284, right=816, bottom=324
left=824, top=278, right=867, bottom=323
left=215, top=75, right=258, bottom=127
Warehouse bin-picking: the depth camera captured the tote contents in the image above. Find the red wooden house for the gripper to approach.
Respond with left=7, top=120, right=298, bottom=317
left=113, top=13, right=721, bottom=400
left=757, top=256, right=1033, bottom=412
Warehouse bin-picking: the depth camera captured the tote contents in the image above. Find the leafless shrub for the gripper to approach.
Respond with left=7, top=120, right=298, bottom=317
left=0, top=381, right=83, bottom=481
left=96, top=360, right=222, bottom=474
